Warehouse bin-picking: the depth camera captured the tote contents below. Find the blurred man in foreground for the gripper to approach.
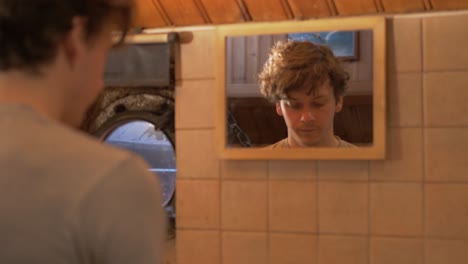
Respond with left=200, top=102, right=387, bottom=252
left=0, top=0, right=165, bottom=263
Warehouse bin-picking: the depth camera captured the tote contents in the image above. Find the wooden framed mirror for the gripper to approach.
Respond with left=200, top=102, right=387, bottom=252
left=215, top=16, right=386, bottom=160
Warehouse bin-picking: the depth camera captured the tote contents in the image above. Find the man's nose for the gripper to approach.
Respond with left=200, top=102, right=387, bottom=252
left=300, top=110, right=315, bottom=122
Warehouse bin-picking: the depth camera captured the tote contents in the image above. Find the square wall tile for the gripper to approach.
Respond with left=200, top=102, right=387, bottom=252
left=425, top=184, right=468, bottom=239
left=425, top=239, right=468, bottom=264
left=370, top=128, right=423, bottom=182
left=176, top=230, right=220, bottom=264
left=176, top=179, right=219, bottom=229
left=222, top=160, right=268, bottom=180
left=269, top=181, right=317, bottom=232
left=424, top=72, right=468, bottom=127
left=318, top=161, right=368, bottom=181
left=425, top=128, right=468, bottom=182
left=176, top=129, right=219, bottom=179
left=387, top=73, right=422, bottom=127
left=387, top=17, right=422, bottom=72
left=370, top=237, right=423, bottom=264
left=222, top=232, right=267, bottom=264
left=318, top=235, right=368, bottom=264
left=268, top=160, right=317, bottom=180
left=370, top=183, right=423, bottom=236
left=175, top=79, right=216, bottom=129
left=270, top=233, right=317, bottom=264
left=318, top=182, right=368, bottom=234
left=179, top=29, right=216, bottom=79
left=423, top=14, right=468, bottom=71
left=222, top=181, right=267, bottom=231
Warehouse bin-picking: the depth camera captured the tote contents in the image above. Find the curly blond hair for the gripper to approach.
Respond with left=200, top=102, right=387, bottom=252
left=258, top=40, right=350, bottom=102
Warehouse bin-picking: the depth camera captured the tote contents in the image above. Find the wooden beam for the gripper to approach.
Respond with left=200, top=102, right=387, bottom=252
left=157, top=0, right=207, bottom=26
left=242, top=0, right=290, bottom=21
left=287, top=0, right=333, bottom=19
left=430, top=0, right=468, bottom=10
left=332, top=0, right=378, bottom=15
left=133, top=0, right=167, bottom=28
left=198, top=0, right=245, bottom=24
left=380, top=0, right=426, bottom=13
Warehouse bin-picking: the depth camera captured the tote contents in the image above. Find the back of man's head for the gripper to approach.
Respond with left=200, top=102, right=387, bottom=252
left=0, top=0, right=132, bottom=75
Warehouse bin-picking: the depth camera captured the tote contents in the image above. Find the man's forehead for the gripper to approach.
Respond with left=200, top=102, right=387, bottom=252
left=300, top=78, right=332, bottom=95
left=109, top=0, right=133, bottom=6
left=284, top=94, right=327, bottom=103
left=286, top=85, right=332, bottom=100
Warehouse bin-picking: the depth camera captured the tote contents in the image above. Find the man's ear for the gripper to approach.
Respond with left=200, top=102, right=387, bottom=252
left=276, top=101, right=283, bottom=116
left=335, top=95, right=343, bottom=113
left=61, top=17, right=87, bottom=68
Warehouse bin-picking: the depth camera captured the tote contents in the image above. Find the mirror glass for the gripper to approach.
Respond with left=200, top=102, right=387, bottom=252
left=216, top=17, right=386, bottom=159
left=226, top=30, right=373, bottom=148
left=103, top=120, right=176, bottom=206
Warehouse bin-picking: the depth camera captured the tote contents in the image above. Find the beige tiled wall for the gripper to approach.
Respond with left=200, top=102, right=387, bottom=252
left=175, top=11, right=468, bottom=264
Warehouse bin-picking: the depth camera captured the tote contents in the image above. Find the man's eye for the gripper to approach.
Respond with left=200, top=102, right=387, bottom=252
left=313, top=103, right=324, bottom=108
left=312, top=102, right=326, bottom=108
left=287, top=103, right=302, bottom=110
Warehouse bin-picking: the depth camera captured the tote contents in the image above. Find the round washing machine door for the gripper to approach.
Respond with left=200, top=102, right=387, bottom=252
left=96, top=114, right=176, bottom=208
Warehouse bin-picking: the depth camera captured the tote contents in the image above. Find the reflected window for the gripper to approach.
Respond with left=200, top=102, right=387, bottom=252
left=103, top=120, right=176, bottom=207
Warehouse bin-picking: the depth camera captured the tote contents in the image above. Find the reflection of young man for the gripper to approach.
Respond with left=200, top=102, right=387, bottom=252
left=259, top=40, right=356, bottom=148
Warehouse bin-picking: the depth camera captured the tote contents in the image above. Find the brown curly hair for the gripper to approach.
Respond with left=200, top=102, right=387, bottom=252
left=258, top=40, right=350, bottom=102
left=0, top=0, right=133, bottom=74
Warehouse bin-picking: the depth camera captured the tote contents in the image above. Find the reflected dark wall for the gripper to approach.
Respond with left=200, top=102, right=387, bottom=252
left=334, top=95, right=373, bottom=145
left=228, top=98, right=286, bottom=147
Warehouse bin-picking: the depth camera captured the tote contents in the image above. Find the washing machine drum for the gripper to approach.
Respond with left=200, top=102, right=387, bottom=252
left=94, top=111, right=176, bottom=208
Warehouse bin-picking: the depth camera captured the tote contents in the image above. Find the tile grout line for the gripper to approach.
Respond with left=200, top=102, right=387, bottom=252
left=367, top=160, right=371, bottom=264
left=193, top=228, right=466, bottom=240
left=219, top=160, right=223, bottom=264
left=178, top=177, right=468, bottom=185
left=266, top=161, right=270, bottom=264
left=420, top=16, right=427, bottom=264
left=315, top=161, right=320, bottom=264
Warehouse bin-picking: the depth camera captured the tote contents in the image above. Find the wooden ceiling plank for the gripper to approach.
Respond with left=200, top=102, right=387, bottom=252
left=326, top=0, right=339, bottom=15
left=157, top=0, right=207, bottom=26
left=288, top=0, right=333, bottom=18
left=194, top=0, right=212, bottom=23
left=242, top=0, right=289, bottom=21
left=280, top=0, right=295, bottom=19
left=199, top=0, right=245, bottom=24
left=332, top=0, right=378, bottom=15
left=380, top=0, right=426, bottom=13
left=374, top=0, right=385, bottom=12
left=431, top=0, right=468, bottom=10
left=423, top=0, right=434, bottom=10
left=133, top=0, right=167, bottom=28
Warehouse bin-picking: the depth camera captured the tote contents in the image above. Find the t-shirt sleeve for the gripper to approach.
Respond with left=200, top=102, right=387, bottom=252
left=76, top=156, right=166, bottom=264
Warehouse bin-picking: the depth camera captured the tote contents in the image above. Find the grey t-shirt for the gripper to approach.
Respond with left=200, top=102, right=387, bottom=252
left=269, top=136, right=357, bottom=148
left=0, top=104, right=165, bottom=264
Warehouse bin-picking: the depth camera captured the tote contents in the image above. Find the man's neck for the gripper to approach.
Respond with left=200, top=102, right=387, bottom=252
left=0, top=70, right=66, bottom=123
left=288, top=132, right=339, bottom=147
